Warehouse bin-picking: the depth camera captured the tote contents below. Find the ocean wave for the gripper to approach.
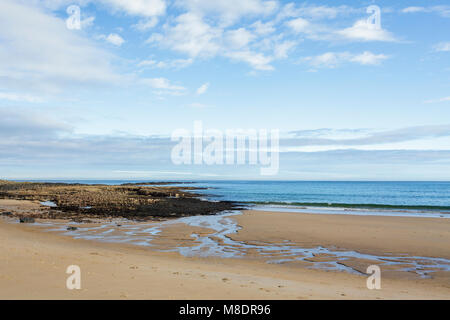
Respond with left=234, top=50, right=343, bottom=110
left=246, top=201, right=450, bottom=212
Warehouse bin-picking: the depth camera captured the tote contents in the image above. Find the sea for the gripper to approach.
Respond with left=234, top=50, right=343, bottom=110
left=18, top=180, right=450, bottom=217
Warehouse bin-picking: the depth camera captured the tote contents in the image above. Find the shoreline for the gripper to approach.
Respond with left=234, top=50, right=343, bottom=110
left=249, top=204, right=450, bottom=218
left=248, top=201, right=450, bottom=212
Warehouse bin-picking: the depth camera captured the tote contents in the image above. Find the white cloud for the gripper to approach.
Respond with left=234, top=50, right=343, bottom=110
left=277, top=3, right=358, bottom=22
left=0, top=92, right=44, bottom=103
left=165, top=58, right=194, bottom=69
left=299, top=5, right=358, bottom=19
left=286, top=17, right=312, bottom=33
left=251, top=20, right=275, bottom=35
left=188, top=102, right=209, bottom=108
left=140, top=78, right=186, bottom=95
left=141, top=78, right=184, bottom=90
left=273, top=40, right=296, bottom=59
left=146, top=33, right=164, bottom=44
left=137, top=59, right=157, bottom=67
left=175, top=0, right=278, bottom=26
left=336, top=19, right=396, bottom=42
left=104, top=33, right=125, bottom=46
left=301, top=52, right=342, bottom=68
left=81, top=16, right=95, bottom=29
left=424, top=97, right=450, bottom=104
left=284, top=9, right=396, bottom=43
left=149, top=10, right=287, bottom=71
left=434, top=42, right=450, bottom=52
left=284, top=18, right=336, bottom=42
left=402, top=7, right=425, bottom=13
left=401, top=6, right=450, bottom=17
left=101, top=0, right=166, bottom=17
left=349, top=51, right=389, bottom=65
left=301, top=51, right=388, bottom=68
left=226, top=50, right=274, bottom=71
left=430, top=5, right=450, bottom=17
left=138, top=58, right=193, bottom=69
left=143, top=3, right=394, bottom=71
left=30, top=0, right=166, bottom=17
left=225, top=28, right=255, bottom=49
left=28, top=0, right=90, bottom=10
left=132, top=17, right=159, bottom=31
left=0, top=0, right=121, bottom=94
left=157, top=13, right=222, bottom=58
left=196, top=83, right=210, bottom=95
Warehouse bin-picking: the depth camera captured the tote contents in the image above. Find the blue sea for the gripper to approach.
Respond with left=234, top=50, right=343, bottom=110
left=19, top=180, right=450, bottom=212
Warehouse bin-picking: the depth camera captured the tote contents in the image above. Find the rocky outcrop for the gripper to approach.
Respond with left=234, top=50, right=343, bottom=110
left=0, top=181, right=238, bottom=220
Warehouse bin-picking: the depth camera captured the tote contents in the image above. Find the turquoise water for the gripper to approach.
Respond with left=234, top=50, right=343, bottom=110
left=187, top=181, right=450, bottom=210
left=19, top=180, right=450, bottom=211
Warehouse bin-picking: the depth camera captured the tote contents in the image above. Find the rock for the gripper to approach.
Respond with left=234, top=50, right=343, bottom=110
left=0, top=180, right=239, bottom=220
left=1, top=211, right=12, bottom=216
left=67, top=226, right=78, bottom=231
left=71, top=218, right=93, bottom=223
left=19, top=217, right=35, bottom=223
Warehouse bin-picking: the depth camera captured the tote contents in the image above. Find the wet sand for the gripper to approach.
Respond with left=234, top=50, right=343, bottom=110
left=0, top=202, right=449, bottom=299
left=230, top=210, right=450, bottom=284
left=231, top=210, right=450, bottom=259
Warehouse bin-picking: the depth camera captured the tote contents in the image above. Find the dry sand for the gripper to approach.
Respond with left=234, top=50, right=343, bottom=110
left=0, top=202, right=449, bottom=299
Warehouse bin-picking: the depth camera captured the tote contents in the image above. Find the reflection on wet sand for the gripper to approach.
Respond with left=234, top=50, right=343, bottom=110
left=19, top=210, right=450, bottom=281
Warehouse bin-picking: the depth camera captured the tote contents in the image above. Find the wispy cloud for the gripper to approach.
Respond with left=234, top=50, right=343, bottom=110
left=188, top=102, right=210, bottom=108
left=434, top=42, right=450, bottom=52
left=225, top=50, right=274, bottom=70
left=300, top=51, right=389, bottom=68
left=277, top=3, right=359, bottom=21
left=100, top=0, right=166, bottom=17
left=401, top=6, right=450, bottom=18
left=140, top=78, right=187, bottom=95
left=288, top=125, right=450, bottom=147
left=336, top=19, right=396, bottom=42
left=103, top=33, right=125, bottom=46
left=424, top=97, right=450, bottom=104
left=0, top=92, right=44, bottom=103
left=196, top=82, right=210, bottom=95
left=132, top=16, right=159, bottom=31
left=175, top=0, right=278, bottom=26
left=137, top=58, right=193, bottom=69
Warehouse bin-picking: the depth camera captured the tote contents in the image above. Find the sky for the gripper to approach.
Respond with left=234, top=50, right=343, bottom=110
left=0, top=0, right=450, bottom=180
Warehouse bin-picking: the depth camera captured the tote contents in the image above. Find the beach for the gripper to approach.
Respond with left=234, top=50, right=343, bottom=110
left=3, top=0, right=450, bottom=307
left=1, top=200, right=449, bottom=300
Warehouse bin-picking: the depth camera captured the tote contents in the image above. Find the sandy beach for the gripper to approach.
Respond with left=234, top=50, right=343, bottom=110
left=232, top=210, right=450, bottom=259
left=1, top=199, right=449, bottom=300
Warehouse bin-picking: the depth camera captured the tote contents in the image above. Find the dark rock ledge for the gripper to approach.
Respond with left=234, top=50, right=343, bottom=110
left=0, top=180, right=239, bottom=221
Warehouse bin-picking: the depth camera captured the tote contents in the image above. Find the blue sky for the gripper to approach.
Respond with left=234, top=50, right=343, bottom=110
left=0, top=0, right=450, bottom=180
